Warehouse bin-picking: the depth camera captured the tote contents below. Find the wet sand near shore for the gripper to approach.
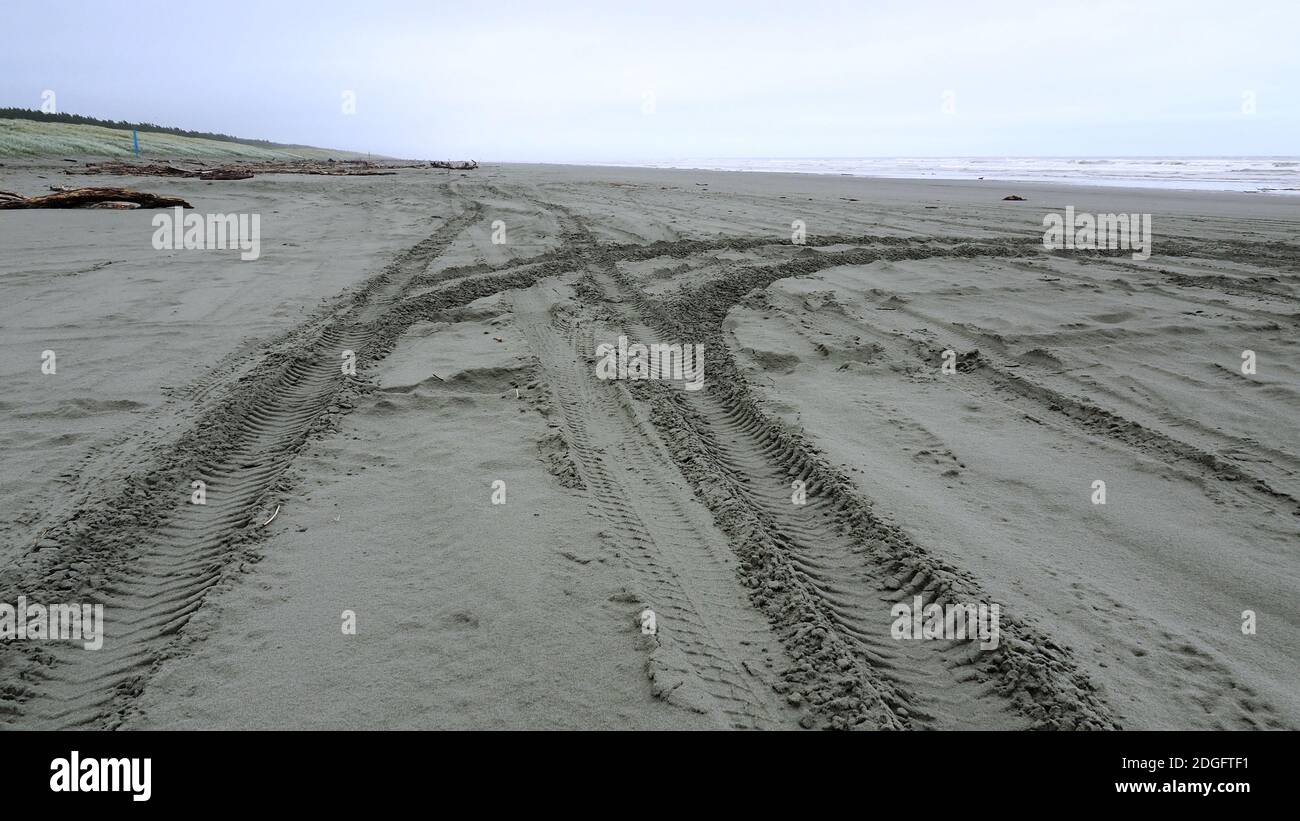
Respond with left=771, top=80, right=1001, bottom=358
left=1, top=160, right=1297, bottom=729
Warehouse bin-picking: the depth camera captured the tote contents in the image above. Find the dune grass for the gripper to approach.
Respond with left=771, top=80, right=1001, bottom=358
left=0, top=119, right=372, bottom=161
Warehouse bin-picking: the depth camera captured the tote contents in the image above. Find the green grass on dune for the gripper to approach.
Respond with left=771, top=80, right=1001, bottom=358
left=0, top=119, right=373, bottom=161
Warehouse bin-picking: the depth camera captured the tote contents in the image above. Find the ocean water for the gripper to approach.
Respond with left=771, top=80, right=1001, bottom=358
left=629, top=157, right=1300, bottom=194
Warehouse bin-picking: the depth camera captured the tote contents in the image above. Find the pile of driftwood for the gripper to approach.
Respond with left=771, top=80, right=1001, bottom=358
left=0, top=187, right=192, bottom=210
left=68, top=158, right=478, bottom=180
left=68, top=162, right=252, bottom=180
left=251, top=160, right=398, bottom=176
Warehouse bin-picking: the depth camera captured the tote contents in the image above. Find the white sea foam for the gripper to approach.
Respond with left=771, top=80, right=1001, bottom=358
left=616, top=157, right=1300, bottom=194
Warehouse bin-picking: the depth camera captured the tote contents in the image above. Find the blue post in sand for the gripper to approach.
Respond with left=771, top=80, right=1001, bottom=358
left=132, top=130, right=140, bottom=158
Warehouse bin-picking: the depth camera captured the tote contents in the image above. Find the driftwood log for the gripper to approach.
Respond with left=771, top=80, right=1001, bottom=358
left=0, top=187, right=192, bottom=210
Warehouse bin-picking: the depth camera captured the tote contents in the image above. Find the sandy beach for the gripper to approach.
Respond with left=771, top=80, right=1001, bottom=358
left=1, top=159, right=1297, bottom=731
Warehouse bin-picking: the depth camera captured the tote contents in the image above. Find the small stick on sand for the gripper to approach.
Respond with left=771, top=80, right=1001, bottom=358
left=260, top=504, right=280, bottom=528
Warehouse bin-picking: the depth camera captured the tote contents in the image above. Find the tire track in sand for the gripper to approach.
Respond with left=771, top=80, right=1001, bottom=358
left=514, top=284, right=798, bottom=728
left=582, top=244, right=1118, bottom=730
left=0, top=196, right=483, bottom=728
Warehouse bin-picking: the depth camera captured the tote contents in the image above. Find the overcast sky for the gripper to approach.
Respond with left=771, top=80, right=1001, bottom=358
left=2, top=0, right=1296, bottom=160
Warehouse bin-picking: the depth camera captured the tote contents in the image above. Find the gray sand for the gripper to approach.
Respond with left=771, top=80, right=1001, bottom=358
left=1, top=160, right=1296, bottom=729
